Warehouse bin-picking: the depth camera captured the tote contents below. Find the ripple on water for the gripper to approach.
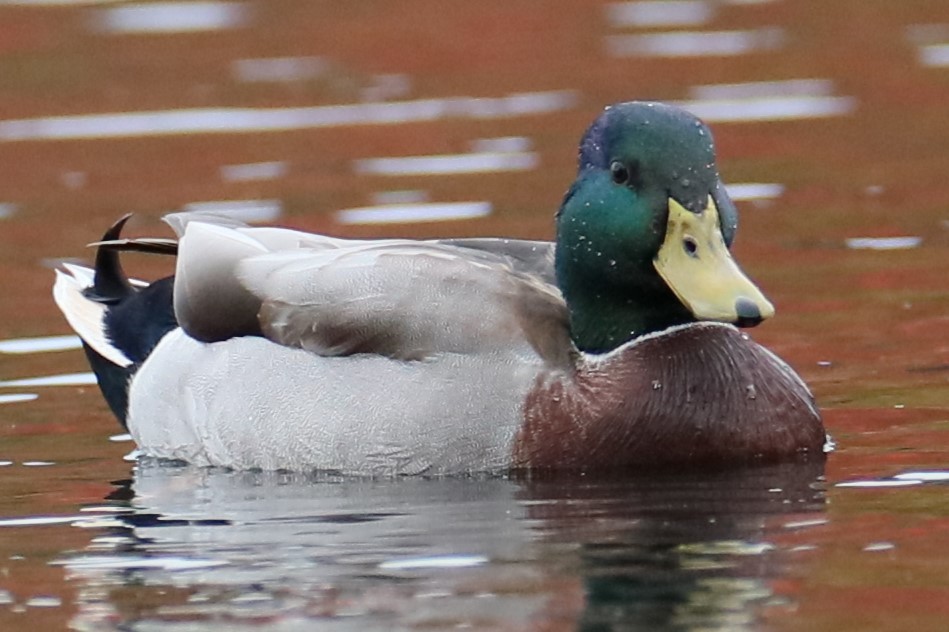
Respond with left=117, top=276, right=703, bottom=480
left=845, top=236, right=923, bottom=250
left=378, top=555, right=489, bottom=570
left=836, top=470, right=949, bottom=488
left=0, top=334, right=82, bottom=354
left=336, top=201, right=493, bottom=225
left=894, top=471, right=949, bottom=482
left=220, top=160, right=288, bottom=182
left=605, top=0, right=714, bottom=29
left=836, top=479, right=923, bottom=488
left=0, top=394, right=38, bottom=404
left=25, top=596, right=62, bottom=608
left=92, top=2, right=252, bottom=35
left=0, top=91, right=578, bottom=142
left=0, top=372, right=96, bottom=388
left=354, top=150, right=538, bottom=176
left=725, top=183, right=784, bottom=201
left=55, top=555, right=230, bottom=572
left=605, top=28, right=785, bottom=58
left=182, top=199, right=283, bottom=223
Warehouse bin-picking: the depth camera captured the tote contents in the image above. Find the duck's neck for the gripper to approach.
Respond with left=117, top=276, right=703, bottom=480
left=552, top=170, right=695, bottom=353
left=562, top=283, right=693, bottom=353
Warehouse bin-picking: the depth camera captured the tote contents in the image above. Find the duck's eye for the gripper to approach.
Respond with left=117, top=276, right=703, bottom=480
left=610, top=161, right=630, bottom=185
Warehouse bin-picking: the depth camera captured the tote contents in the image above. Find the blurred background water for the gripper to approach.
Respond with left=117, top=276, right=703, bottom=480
left=0, top=0, right=946, bottom=629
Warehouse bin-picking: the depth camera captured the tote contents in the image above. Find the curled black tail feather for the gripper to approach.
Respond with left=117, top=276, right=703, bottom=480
left=81, top=216, right=178, bottom=427
left=84, top=214, right=135, bottom=305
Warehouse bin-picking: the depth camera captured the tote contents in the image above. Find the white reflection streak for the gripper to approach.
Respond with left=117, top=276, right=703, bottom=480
left=220, top=161, right=287, bottom=182
left=0, top=394, right=38, bottom=404
left=606, top=1, right=713, bottom=28
left=336, top=202, right=491, bottom=225
left=372, top=190, right=429, bottom=205
left=0, top=0, right=125, bottom=5
left=845, top=237, right=922, bottom=250
left=0, top=516, right=89, bottom=527
left=232, top=57, right=328, bottom=82
left=836, top=480, right=922, bottom=488
left=183, top=199, right=283, bottom=223
left=94, top=2, right=249, bottom=34
left=0, top=334, right=82, bottom=354
left=470, top=136, right=532, bottom=153
left=919, top=44, right=949, bottom=67
left=606, top=28, right=783, bottom=57
left=356, top=151, right=538, bottom=176
left=894, top=471, right=949, bottom=482
left=25, top=597, right=62, bottom=608
left=725, top=183, right=784, bottom=201
left=58, top=555, right=228, bottom=571
left=690, top=79, right=836, bottom=100
left=0, top=91, right=577, bottom=142
left=674, top=96, right=856, bottom=122
left=379, top=555, right=488, bottom=570
left=680, top=79, right=856, bottom=123
left=0, top=372, right=97, bottom=388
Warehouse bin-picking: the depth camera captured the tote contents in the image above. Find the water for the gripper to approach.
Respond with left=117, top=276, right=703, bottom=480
left=0, top=0, right=947, bottom=629
left=17, top=462, right=831, bottom=630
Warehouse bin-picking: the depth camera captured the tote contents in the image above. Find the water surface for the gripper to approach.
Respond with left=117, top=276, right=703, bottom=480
left=0, top=1, right=947, bottom=629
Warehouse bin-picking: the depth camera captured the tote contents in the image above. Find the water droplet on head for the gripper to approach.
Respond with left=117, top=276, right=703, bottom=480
left=652, top=380, right=662, bottom=390
left=745, top=384, right=757, bottom=400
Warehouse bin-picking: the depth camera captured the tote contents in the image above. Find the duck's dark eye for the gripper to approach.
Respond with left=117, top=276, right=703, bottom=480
left=610, top=161, right=630, bottom=185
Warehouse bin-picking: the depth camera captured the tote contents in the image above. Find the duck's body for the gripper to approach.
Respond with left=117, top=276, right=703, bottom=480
left=125, top=322, right=819, bottom=474
left=53, top=102, right=825, bottom=474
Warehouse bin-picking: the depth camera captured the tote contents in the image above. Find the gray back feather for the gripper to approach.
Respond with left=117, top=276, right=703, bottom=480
left=172, top=219, right=574, bottom=368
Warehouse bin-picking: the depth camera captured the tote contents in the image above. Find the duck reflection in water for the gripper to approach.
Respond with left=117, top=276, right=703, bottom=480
left=67, top=460, right=824, bottom=629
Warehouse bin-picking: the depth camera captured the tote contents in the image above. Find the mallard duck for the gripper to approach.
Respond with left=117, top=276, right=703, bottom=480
left=53, top=102, right=825, bottom=475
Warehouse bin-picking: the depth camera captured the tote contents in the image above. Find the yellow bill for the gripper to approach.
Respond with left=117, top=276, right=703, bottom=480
left=653, top=196, right=774, bottom=326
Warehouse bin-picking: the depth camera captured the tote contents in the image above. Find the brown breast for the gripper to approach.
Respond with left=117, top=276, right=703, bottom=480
left=513, top=323, right=825, bottom=470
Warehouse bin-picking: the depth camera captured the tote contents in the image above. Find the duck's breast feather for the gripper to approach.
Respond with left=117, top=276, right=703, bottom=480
left=516, top=323, right=825, bottom=468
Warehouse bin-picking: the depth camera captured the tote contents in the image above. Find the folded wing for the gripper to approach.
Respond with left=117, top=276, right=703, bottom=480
left=172, top=220, right=573, bottom=366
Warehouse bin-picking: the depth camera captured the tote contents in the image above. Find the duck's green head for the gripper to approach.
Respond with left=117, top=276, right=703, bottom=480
left=555, top=102, right=773, bottom=353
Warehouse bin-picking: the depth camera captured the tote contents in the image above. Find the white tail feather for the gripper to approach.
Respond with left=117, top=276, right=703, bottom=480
left=52, top=266, right=133, bottom=368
